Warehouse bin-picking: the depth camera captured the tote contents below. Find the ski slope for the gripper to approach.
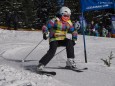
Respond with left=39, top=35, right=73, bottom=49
left=0, top=29, right=115, bottom=86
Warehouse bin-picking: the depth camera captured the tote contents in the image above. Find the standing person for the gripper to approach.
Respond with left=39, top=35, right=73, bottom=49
left=94, top=23, right=99, bottom=37
left=89, top=21, right=95, bottom=36
left=37, top=6, right=78, bottom=71
left=102, top=26, right=108, bottom=37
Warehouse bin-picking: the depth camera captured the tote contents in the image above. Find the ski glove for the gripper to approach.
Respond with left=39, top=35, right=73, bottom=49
left=72, top=40, right=77, bottom=45
left=43, top=33, right=49, bottom=40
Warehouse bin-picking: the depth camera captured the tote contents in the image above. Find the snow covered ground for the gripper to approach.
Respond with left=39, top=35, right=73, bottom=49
left=0, top=28, right=115, bottom=86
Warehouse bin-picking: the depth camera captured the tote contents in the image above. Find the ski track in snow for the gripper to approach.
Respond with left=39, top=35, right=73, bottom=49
left=0, top=29, right=115, bottom=86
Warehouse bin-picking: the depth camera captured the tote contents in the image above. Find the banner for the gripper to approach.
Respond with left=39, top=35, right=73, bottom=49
left=80, top=0, right=114, bottom=12
left=111, top=15, right=115, bottom=34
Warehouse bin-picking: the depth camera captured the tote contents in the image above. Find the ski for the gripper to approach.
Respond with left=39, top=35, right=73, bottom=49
left=37, top=70, right=56, bottom=76
left=58, top=66, right=88, bottom=72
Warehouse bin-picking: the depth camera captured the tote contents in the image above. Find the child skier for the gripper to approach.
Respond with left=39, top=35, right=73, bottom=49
left=37, top=6, right=78, bottom=71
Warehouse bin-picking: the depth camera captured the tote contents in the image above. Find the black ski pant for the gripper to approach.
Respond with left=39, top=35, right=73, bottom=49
left=39, top=38, right=75, bottom=66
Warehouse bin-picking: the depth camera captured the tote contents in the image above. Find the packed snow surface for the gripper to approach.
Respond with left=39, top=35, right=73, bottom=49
left=0, top=29, right=115, bottom=86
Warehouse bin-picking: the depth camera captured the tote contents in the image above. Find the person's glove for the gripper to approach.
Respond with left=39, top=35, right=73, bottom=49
left=43, top=33, right=49, bottom=40
left=72, top=40, right=77, bottom=45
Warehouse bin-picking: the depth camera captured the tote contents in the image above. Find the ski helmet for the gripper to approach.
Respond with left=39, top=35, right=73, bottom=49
left=59, top=6, right=71, bottom=16
left=59, top=6, right=71, bottom=22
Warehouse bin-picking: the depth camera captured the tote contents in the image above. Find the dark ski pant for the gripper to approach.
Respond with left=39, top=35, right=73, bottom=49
left=39, top=38, right=75, bottom=66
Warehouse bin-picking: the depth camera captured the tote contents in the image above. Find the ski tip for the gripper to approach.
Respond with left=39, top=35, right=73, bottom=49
left=37, top=71, right=56, bottom=76
left=84, top=67, right=88, bottom=70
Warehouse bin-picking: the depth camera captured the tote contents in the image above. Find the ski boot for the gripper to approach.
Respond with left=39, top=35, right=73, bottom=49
left=36, top=63, right=45, bottom=71
left=65, top=58, right=88, bottom=71
left=66, top=58, right=77, bottom=69
left=36, top=63, right=56, bottom=76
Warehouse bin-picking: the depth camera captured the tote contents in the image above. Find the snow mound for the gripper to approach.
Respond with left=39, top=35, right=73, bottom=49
left=0, top=64, right=71, bottom=86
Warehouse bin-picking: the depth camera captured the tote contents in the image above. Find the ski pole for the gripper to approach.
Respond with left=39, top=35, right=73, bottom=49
left=22, top=39, right=44, bottom=62
left=54, top=48, right=66, bottom=56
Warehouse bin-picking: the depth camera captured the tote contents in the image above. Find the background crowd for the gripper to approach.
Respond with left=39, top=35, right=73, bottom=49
left=76, top=20, right=114, bottom=38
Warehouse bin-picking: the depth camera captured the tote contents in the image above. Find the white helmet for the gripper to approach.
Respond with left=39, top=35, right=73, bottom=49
left=59, top=6, right=71, bottom=16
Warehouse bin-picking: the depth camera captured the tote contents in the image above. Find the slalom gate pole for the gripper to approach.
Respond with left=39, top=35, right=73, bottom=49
left=22, top=39, right=44, bottom=62
left=81, top=12, right=87, bottom=63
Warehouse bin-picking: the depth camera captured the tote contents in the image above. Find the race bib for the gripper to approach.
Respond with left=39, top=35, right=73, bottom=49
left=54, top=30, right=66, bottom=37
left=54, top=30, right=66, bottom=40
